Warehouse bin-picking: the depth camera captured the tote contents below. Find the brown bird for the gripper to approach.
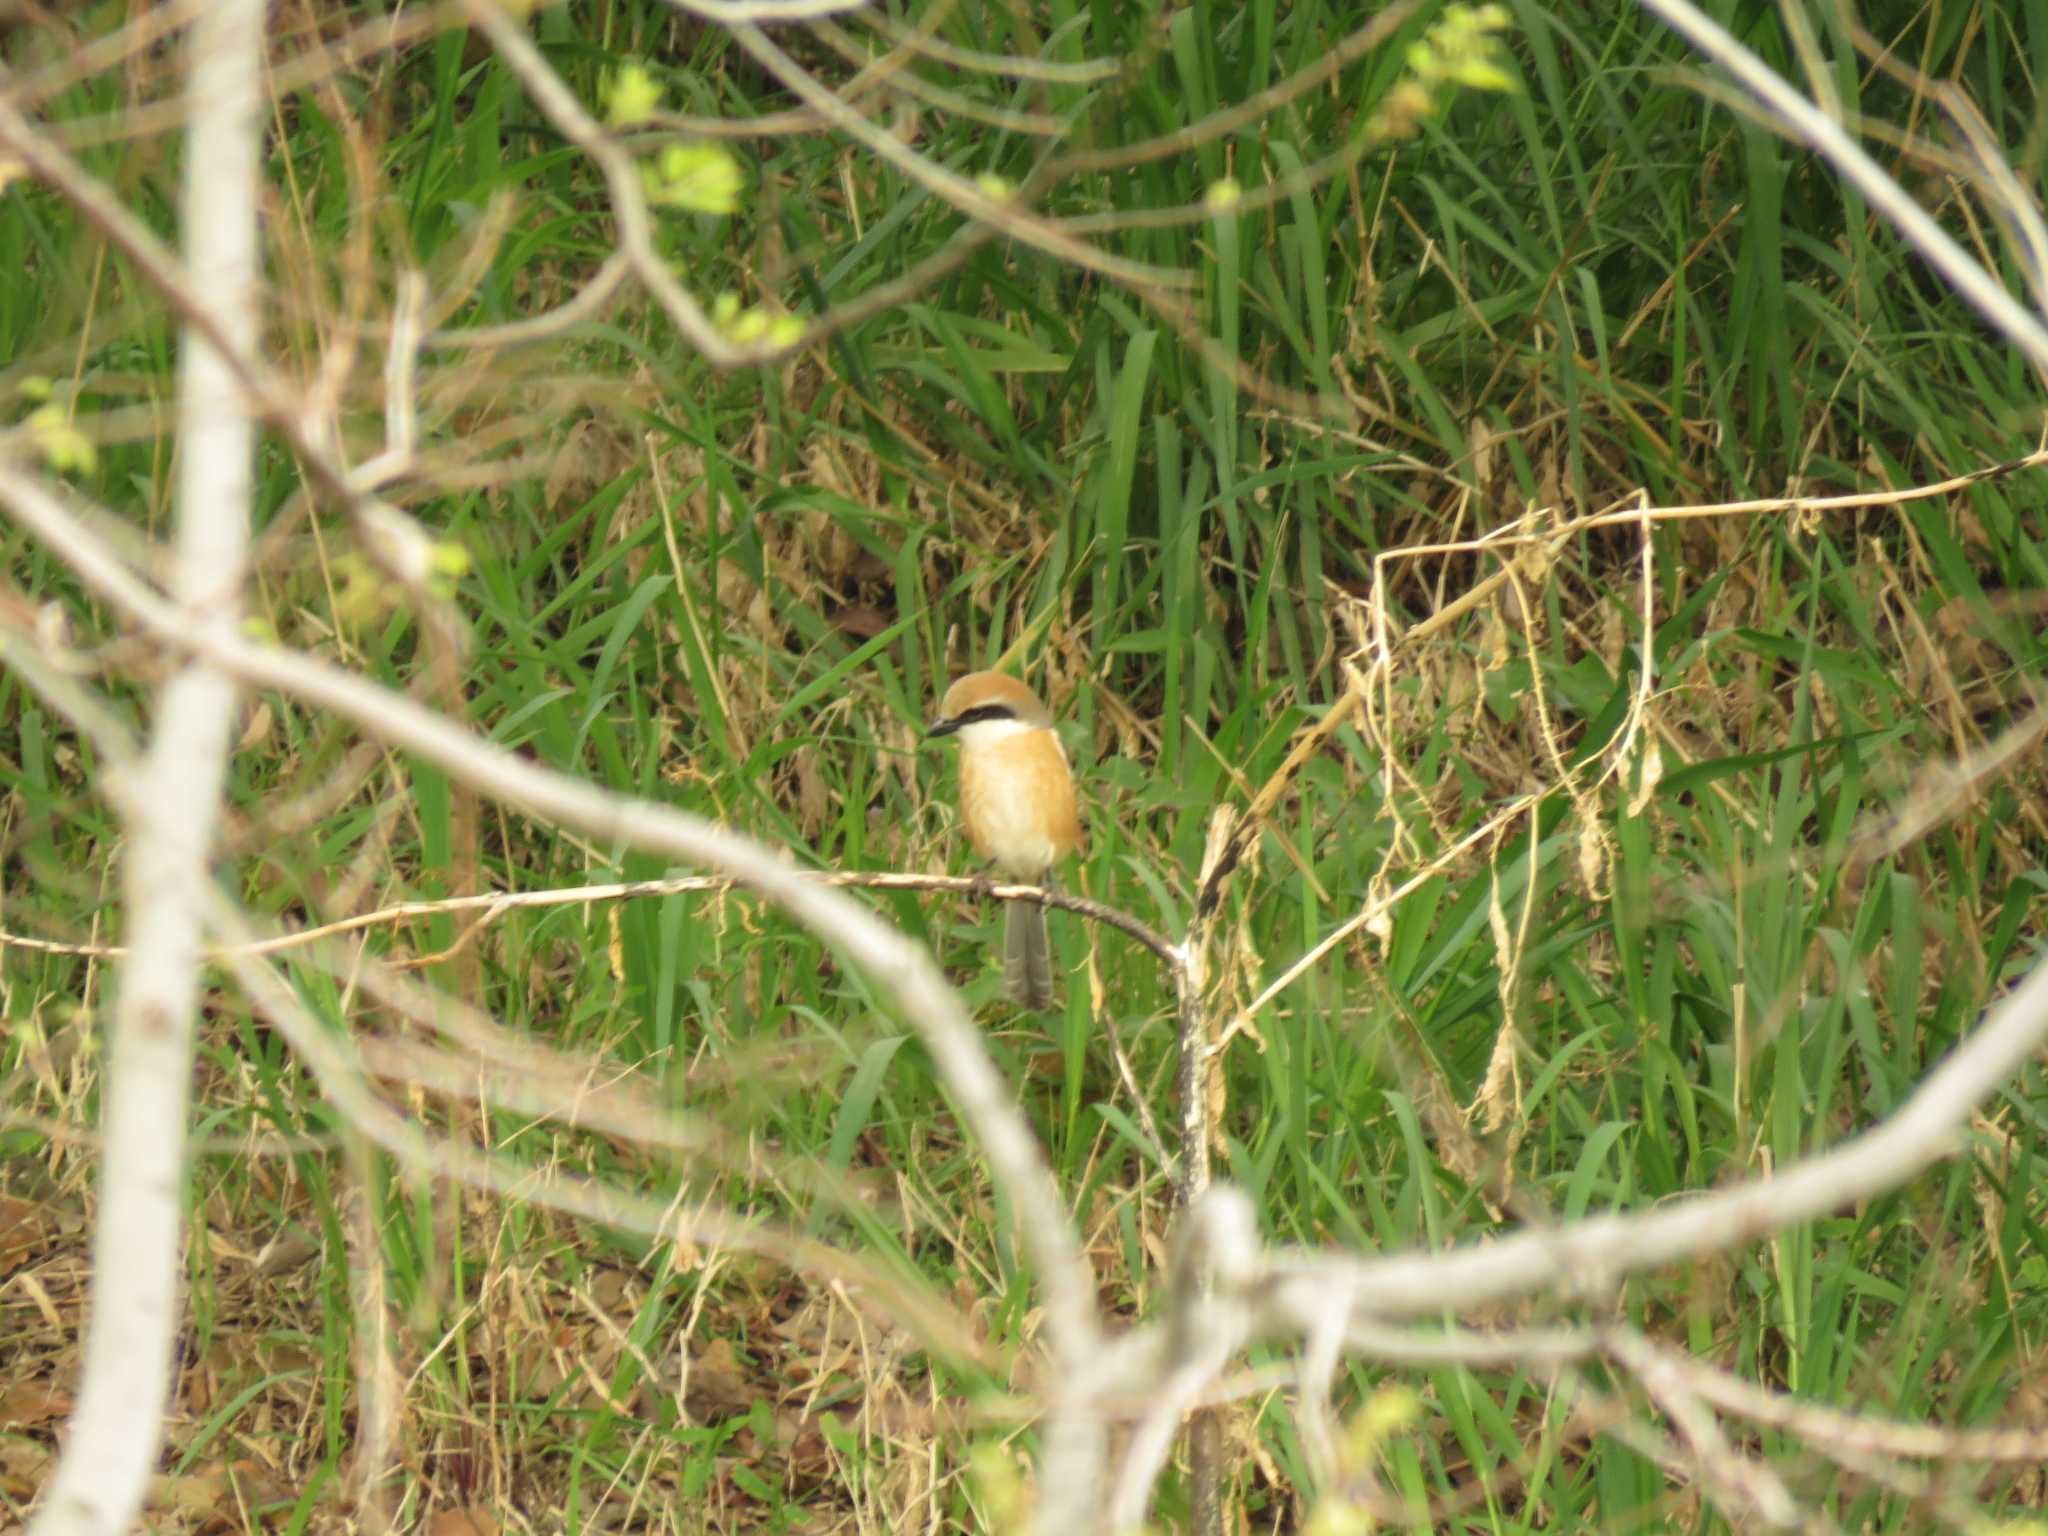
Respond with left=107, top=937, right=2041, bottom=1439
left=926, top=670, right=1081, bottom=1008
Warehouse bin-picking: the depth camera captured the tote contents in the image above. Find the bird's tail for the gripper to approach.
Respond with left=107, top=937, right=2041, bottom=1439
left=1005, top=884, right=1056, bottom=1009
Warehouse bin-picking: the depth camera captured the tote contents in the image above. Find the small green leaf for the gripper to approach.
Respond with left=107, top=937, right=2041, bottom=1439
left=605, top=64, right=662, bottom=128
left=645, top=143, right=742, bottom=214
left=26, top=404, right=95, bottom=475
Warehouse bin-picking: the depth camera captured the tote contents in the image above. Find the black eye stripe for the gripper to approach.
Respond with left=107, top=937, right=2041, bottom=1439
left=954, top=703, right=1017, bottom=726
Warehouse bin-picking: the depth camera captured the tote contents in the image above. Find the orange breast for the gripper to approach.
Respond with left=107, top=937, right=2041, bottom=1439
left=958, top=729, right=1079, bottom=878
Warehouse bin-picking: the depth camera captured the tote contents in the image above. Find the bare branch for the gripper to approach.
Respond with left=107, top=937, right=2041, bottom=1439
left=657, top=0, right=873, bottom=21
left=1258, top=954, right=2048, bottom=1329
left=856, top=11, right=1117, bottom=83
left=809, top=20, right=1069, bottom=136
left=1109, top=1187, right=1260, bottom=1531
left=1628, top=1340, right=1803, bottom=1529
left=1603, top=1329, right=2048, bottom=1465
left=431, top=250, right=633, bottom=350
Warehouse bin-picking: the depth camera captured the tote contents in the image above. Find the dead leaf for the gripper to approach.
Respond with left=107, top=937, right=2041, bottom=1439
left=0, top=1196, right=56, bottom=1273
left=797, top=751, right=829, bottom=838
left=235, top=698, right=274, bottom=754
left=829, top=603, right=889, bottom=639
left=684, top=1337, right=757, bottom=1422
left=0, top=1381, right=71, bottom=1428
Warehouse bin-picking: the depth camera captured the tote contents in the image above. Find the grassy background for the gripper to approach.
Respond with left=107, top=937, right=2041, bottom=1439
left=4, top=0, right=2048, bottom=1531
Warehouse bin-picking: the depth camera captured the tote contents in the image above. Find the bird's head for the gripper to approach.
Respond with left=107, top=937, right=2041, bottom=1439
left=926, top=670, right=1052, bottom=745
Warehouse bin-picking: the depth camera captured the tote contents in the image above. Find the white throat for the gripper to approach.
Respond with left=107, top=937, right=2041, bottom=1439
left=956, top=716, right=1040, bottom=748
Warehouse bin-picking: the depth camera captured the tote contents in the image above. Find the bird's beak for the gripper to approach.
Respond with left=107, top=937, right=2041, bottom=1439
left=924, top=715, right=960, bottom=739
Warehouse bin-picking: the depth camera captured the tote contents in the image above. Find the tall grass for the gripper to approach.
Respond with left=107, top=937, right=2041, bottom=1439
left=3, top=0, right=2046, bottom=1530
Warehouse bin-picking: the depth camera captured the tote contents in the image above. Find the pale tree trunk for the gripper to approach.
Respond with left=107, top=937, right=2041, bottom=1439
left=27, top=5, right=261, bottom=1533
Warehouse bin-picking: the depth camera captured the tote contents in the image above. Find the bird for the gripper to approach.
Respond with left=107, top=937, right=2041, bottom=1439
left=926, top=670, right=1080, bottom=1009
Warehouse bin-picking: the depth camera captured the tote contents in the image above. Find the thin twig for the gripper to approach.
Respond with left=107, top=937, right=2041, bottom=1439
left=1050, top=7, right=1417, bottom=175
left=725, top=20, right=1196, bottom=294
left=0, top=869, right=1177, bottom=967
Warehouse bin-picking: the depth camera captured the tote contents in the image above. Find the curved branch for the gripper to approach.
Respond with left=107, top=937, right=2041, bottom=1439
left=0, top=459, right=1107, bottom=1527
left=1637, top=0, right=2048, bottom=377
left=1257, top=953, right=2048, bottom=1328
left=809, top=19, right=1070, bottom=136
left=1049, top=6, right=1416, bottom=176
left=856, top=12, right=1117, bottom=83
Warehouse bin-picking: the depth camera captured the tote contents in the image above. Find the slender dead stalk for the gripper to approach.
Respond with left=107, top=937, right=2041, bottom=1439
left=1169, top=807, right=1244, bottom=1536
